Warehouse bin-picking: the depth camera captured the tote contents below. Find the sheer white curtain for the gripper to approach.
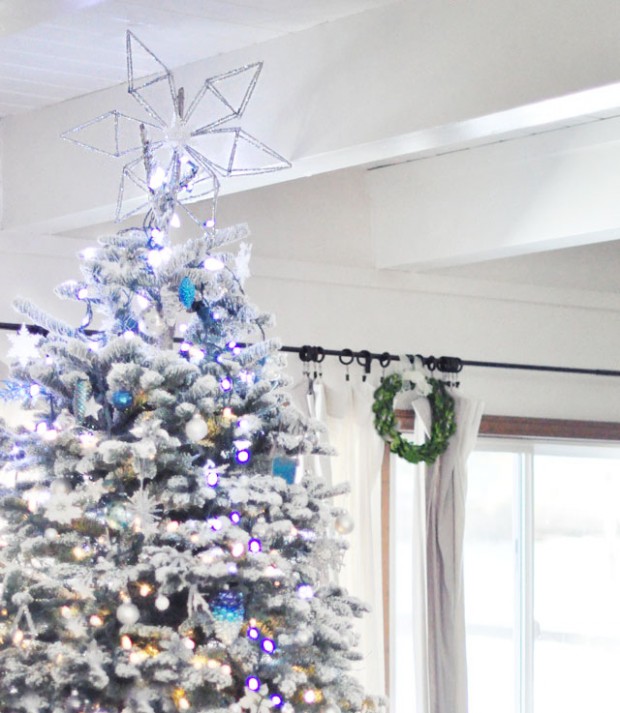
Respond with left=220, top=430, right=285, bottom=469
left=414, top=390, right=484, bottom=713
left=300, top=375, right=386, bottom=695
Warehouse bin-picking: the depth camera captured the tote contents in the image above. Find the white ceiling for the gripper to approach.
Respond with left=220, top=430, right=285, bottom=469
left=0, top=0, right=619, bottom=297
left=0, top=0, right=395, bottom=116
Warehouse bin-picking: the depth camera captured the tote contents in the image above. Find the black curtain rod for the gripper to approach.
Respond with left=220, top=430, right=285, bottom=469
left=1, top=321, right=618, bottom=379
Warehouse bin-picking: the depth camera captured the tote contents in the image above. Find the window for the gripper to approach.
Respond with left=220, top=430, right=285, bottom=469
left=466, top=440, right=620, bottom=713
left=390, top=419, right=620, bottom=713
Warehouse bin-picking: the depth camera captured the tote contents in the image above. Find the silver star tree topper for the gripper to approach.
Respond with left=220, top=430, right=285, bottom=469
left=62, top=31, right=290, bottom=231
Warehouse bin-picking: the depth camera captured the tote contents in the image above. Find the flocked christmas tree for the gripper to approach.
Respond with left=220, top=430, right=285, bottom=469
left=0, top=32, right=383, bottom=713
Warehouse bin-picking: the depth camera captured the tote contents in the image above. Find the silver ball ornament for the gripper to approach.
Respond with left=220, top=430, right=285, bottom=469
left=335, top=513, right=354, bottom=535
left=45, top=527, right=59, bottom=540
left=116, top=602, right=140, bottom=625
left=51, top=478, right=70, bottom=495
left=185, top=413, right=209, bottom=442
left=155, top=595, right=170, bottom=611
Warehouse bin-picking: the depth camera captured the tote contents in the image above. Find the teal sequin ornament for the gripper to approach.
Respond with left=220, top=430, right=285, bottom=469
left=211, top=589, right=245, bottom=645
left=73, top=378, right=91, bottom=422
left=178, top=276, right=196, bottom=309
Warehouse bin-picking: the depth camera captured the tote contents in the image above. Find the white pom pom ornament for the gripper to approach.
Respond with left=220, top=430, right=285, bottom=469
left=116, top=602, right=140, bottom=625
left=185, top=413, right=208, bottom=442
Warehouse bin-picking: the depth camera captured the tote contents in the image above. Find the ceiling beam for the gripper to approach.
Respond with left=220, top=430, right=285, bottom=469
left=369, top=116, right=620, bottom=269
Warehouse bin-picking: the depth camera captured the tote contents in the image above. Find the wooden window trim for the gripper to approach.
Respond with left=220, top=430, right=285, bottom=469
left=381, top=412, right=620, bottom=692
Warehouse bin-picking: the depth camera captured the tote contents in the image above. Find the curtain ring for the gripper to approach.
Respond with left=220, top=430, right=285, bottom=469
left=378, top=352, right=392, bottom=368
left=339, top=348, right=354, bottom=381
left=299, top=345, right=313, bottom=363
left=338, top=348, right=354, bottom=365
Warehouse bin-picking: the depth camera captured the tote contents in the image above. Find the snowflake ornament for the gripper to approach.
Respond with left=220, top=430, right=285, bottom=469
left=6, top=325, right=41, bottom=366
left=236, top=685, right=274, bottom=713
left=43, top=491, right=83, bottom=525
left=21, top=694, right=45, bottom=713
left=127, top=488, right=160, bottom=537
left=62, top=31, right=290, bottom=230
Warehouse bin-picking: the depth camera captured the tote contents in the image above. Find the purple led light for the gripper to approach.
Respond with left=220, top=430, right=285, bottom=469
left=261, top=638, right=276, bottom=654
left=247, top=626, right=260, bottom=641
left=248, top=538, right=262, bottom=554
left=297, top=584, right=314, bottom=600
left=270, top=694, right=283, bottom=707
left=236, top=449, right=250, bottom=464
left=229, top=511, right=241, bottom=524
left=220, top=377, right=233, bottom=392
left=246, top=675, right=260, bottom=692
left=205, top=471, right=219, bottom=487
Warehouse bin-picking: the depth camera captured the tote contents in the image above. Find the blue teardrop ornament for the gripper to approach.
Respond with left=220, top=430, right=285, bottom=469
left=178, top=276, right=196, bottom=309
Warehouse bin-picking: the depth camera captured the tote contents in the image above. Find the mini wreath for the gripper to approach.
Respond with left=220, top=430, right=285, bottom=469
left=372, top=372, right=457, bottom=464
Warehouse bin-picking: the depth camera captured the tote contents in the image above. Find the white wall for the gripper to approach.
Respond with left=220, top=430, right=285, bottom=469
left=1, top=167, right=618, bottom=422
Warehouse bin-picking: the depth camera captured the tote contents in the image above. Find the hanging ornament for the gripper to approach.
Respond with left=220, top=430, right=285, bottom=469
left=106, top=502, right=132, bottom=530
left=334, top=513, right=354, bottom=535
left=73, top=378, right=92, bottom=422
left=64, top=690, right=84, bottom=712
left=271, top=456, right=297, bottom=485
left=116, top=601, right=140, bottom=625
left=111, top=390, right=133, bottom=410
left=185, top=413, right=209, bottom=442
left=155, top=595, right=170, bottom=611
left=211, top=589, right=245, bottom=645
left=140, top=307, right=165, bottom=337
left=178, top=276, right=196, bottom=309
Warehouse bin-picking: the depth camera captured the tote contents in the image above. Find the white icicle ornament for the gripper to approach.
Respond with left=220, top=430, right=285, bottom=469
left=185, top=413, right=209, bottom=442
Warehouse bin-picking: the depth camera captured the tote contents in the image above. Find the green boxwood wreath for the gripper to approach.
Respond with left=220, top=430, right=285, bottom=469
left=372, top=372, right=457, bottom=464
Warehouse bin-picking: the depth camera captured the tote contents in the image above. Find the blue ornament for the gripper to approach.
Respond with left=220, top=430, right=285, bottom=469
left=111, top=390, right=133, bottom=410
left=178, top=276, right=196, bottom=309
left=272, top=456, right=297, bottom=484
left=211, top=589, right=245, bottom=623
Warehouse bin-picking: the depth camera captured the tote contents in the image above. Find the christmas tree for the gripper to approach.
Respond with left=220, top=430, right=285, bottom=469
left=0, top=33, right=382, bottom=713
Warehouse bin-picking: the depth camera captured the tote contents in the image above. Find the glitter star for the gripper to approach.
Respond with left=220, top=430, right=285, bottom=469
left=62, top=31, right=290, bottom=229
left=6, top=326, right=41, bottom=366
left=83, top=397, right=103, bottom=420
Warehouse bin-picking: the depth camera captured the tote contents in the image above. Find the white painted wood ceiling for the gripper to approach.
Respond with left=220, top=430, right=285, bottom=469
left=0, top=0, right=395, bottom=117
